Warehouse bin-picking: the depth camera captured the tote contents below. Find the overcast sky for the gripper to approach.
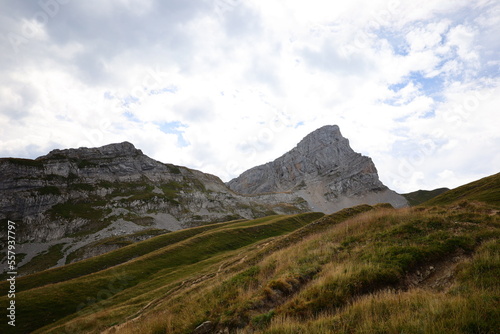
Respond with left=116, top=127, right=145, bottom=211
left=0, top=0, right=498, bottom=193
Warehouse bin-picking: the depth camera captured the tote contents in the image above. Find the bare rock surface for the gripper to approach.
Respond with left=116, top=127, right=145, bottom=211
left=228, top=125, right=407, bottom=213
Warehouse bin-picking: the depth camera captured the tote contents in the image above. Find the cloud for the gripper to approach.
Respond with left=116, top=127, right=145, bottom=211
left=0, top=0, right=498, bottom=193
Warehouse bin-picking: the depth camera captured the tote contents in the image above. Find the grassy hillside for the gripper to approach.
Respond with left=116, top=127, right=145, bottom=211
left=402, top=187, right=449, bottom=206
left=106, top=201, right=498, bottom=334
left=0, top=213, right=323, bottom=333
left=2, top=173, right=498, bottom=334
left=5, top=220, right=244, bottom=293
left=423, top=172, right=500, bottom=207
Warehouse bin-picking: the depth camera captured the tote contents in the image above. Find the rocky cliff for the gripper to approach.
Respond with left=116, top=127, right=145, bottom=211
left=228, top=125, right=408, bottom=213
left=0, top=142, right=307, bottom=274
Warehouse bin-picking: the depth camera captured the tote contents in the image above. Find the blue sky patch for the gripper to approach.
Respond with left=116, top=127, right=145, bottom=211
left=388, top=82, right=407, bottom=92
left=123, top=111, right=141, bottom=123
left=388, top=71, right=445, bottom=104
left=376, top=28, right=409, bottom=56
left=121, top=95, right=140, bottom=108
left=410, top=72, right=445, bottom=101
left=158, top=121, right=189, bottom=147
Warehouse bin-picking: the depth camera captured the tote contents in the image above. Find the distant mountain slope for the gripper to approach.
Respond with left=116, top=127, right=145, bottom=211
left=402, top=188, right=450, bottom=206
left=228, top=125, right=408, bottom=213
left=422, top=172, right=500, bottom=207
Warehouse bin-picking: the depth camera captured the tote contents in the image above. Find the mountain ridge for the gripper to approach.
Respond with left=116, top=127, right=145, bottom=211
left=1, top=125, right=406, bottom=275
left=0, top=143, right=308, bottom=275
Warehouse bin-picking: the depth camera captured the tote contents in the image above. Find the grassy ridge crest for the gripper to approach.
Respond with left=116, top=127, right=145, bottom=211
left=422, top=172, right=500, bottom=207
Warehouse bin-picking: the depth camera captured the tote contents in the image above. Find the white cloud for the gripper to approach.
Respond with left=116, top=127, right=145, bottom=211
left=0, top=0, right=498, bottom=193
left=446, top=24, right=478, bottom=61
left=405, top=20, right=450, bottom=52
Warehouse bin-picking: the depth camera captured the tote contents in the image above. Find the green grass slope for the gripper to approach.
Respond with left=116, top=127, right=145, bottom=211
left=2, top=220, right=243, bottom=293
left=0, top=212, right=323, bottom=333
left=423, top=172, right=500, bottom=207
left=402, top=187, right=449, bottom=206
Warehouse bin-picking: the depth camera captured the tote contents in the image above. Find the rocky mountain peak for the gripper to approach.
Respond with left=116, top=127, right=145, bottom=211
left=291, top=125, right=348, bottom=160
left=293, top=125, right=357, bottom=173
left=227, top=125, right=371, bottom=193
left=228, top=125, right=408, bottom=213
left=299, top=124, right=343, bottom=146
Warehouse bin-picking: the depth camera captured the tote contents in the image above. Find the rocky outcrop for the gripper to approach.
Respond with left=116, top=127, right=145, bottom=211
left=228, top=125, right=408, bottom=213
left=0, top=142, right=305, bottom=239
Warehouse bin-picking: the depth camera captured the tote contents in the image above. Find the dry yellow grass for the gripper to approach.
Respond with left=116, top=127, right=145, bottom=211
left=110, top=203, right=498, bottom=334
left=264, top=238, right=500, bottom=334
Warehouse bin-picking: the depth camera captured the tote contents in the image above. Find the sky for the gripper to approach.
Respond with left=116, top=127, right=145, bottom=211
left=0, top=0, right=499, bottom=193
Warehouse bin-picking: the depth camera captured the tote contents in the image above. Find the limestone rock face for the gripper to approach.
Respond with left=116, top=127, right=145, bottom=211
left=0, top=142, right=308, bottom=239
left=228, top=125, right=408, bottom=213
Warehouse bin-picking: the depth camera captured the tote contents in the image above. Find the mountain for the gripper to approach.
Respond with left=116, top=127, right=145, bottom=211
left=402, top=187, right=450, bottom=206
left=0, top=126, right=407, bottom=275
left=1, top=173, right=497, bottom=334
left=228, top=125, right=408, bottom=213
left=0, top=142, right=308, bottom=274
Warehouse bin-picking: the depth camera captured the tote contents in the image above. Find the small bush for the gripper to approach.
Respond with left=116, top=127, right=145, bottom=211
left=3, top=158, right=43, bottom=168
left=165, top=163, right=182, bottom=174
left=37, top=186, right=61, bottom=195
left=69, top=183, right=95, bottom=191
left=268, top=279, right=292, bottom=293
left=77, top=160, right=98, bottom=168
left=251, top=310, right=275, bottom=329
